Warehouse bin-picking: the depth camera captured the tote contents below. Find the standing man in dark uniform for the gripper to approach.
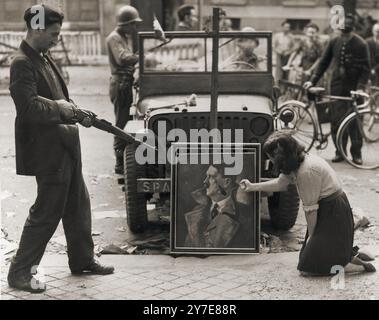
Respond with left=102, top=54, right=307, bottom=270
left=7, top=4, right=114, bottom=294
left=304, top=14, right=370, bottom=165
left=106, top=5, right=141, bottom=174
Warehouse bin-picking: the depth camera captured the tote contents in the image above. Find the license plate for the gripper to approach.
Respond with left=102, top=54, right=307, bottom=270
left=137, top=179, right=171, bottom=193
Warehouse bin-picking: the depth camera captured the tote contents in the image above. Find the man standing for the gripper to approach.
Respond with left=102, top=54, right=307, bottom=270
left=176, top=4, right=197, bottom=31
left=366, top=23, right=379, bottom=86
left=184, top=165, right=253, bottom=248
left=106, top=5, right=141, bottom=174
left=273, top=21, right=295, bottom=81
left=7, top=4, right=114, bottom=294
left=304, top=14, right=370, bottom=165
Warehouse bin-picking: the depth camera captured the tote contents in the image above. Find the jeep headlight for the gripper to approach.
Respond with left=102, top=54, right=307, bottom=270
left=250, top=116, right=270, bottom=136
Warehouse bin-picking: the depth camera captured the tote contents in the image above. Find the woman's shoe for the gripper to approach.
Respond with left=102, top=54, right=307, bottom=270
left=363, top=262, right=376, bottom=273
left=357, top=251, right=375, bottom=262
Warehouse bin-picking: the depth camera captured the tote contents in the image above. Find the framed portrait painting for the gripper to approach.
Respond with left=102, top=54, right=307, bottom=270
left=170, top=143, right=260, bottom=254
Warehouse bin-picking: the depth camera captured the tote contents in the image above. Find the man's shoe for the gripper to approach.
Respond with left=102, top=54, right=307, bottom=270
left=332, top=154, right=344, bottom=163
left=71, top=260, right=115, bottom=275
left=352, top=156, right=363, bottom=165
left=8, top=273, right=46, bottom=294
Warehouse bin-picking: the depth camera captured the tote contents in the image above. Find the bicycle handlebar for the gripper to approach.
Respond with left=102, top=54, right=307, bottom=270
left=350, top=90, right=369, bottom=100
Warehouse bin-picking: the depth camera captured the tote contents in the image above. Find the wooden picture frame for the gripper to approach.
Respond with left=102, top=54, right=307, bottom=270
left=170, top=143, right=260, bottom=254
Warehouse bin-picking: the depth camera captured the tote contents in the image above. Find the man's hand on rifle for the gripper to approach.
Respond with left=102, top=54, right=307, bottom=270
left=56, top=99, right=97, bottom=127
left=72, top=107, right=97, bottom=128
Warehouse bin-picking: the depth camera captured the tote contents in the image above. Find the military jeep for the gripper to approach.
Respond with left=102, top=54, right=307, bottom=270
left=124, top=31, right=299, bottom=233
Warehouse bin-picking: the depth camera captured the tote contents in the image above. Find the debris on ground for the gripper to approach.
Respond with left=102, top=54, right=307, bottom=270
left=115, top=226, right=127, bottom=232
left=99, top=244, right=127, bottom=254
left=353, top=209, right=371, bottom=230
left=1, top=228, right=18, bottom=262
left=98, top=243, right=144, bottom=255
left=91, top=230, right=102, bottom=236
left=93, top=210, right=125, bottom=219
left=128, top=233, right=170, bottom=250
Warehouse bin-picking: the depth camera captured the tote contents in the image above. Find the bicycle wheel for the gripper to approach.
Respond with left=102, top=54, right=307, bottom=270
left=371, top=90, right=379, bottom=113
left=278, top=101, right=317, bottom=152
left=337, top=110, right=379, bottom=169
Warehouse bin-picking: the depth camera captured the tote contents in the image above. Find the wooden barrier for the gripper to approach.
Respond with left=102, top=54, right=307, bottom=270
left=0, top=31, right=103, bottom=64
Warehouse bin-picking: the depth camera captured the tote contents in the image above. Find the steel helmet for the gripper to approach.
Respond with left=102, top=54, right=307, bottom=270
left=241, top=26, right=256, bottom=32
left=117, top=5, right=142, bottom=26
left=240, top=26, right=259, bottom=46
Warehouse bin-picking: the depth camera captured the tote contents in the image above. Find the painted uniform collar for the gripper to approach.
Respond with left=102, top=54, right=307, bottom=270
left=211, top=195, right=236, bottom=216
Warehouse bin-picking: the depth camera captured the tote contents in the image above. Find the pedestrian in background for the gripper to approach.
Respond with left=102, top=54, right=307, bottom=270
left=283, top=23, right=323, bottom=85
left=366, top=23, right=379, bottom=86
left=240, top=131, right=376, bottom=276
left=176, top=4, right=198, bottom=31
left=8, top=4, right=114, bottom=294
left=106, top=5, right=141, bottom=174
left=273, top=20, right=295, bottom=82
left=304, top=14, right=370, bottom=165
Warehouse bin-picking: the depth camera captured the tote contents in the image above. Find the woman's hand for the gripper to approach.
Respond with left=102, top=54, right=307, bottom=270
left=239, top=179, right=255, bottom=192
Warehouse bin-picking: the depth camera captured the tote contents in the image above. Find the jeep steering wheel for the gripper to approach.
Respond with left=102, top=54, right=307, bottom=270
left=222, top=61, right=257, bottom=70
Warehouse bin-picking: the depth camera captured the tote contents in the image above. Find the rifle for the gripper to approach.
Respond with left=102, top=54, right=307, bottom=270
left=70, top=100, right=156, bottom=150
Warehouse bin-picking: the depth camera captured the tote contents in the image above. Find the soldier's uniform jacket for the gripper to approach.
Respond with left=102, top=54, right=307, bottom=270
left=184, top=191, right=253, bottom=248
left=9, top=40, right=79, bottom=176
left=310, top=33, right=370, bottom=95
left=106, top=29, right=136, bottom=79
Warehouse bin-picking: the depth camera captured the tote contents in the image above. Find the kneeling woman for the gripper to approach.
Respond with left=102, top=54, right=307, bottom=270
left=240, top=131, right=375, bottom=275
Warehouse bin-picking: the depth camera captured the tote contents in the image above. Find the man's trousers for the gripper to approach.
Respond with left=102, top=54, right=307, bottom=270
left=330, top=100, right=362, bottom=158
left=8, top=152, right=94, bottom=276
left=109, top=76, right=133, bottom=155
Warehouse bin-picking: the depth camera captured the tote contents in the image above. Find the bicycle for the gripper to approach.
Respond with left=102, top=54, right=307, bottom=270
left=277, top=87, right=379, bottom=169
left=366, top=80, right=379, bottom=113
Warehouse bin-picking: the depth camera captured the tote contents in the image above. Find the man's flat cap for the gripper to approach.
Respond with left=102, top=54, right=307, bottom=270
left=24, top=4, right=64, bottom=28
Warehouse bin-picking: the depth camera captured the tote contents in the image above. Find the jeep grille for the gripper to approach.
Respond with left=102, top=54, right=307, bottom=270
left=149, top=112, right=273, bottom=144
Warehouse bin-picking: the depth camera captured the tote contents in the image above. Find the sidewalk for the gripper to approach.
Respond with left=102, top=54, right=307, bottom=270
left=1, top=246, right=379, bottom=300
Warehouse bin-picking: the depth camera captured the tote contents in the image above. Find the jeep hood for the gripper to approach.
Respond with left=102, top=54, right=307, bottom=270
left=138, top=94, right=273, bottom=116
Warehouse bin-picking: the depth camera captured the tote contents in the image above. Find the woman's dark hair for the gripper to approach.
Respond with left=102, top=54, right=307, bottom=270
left=263, top=131, right=305, bottom=175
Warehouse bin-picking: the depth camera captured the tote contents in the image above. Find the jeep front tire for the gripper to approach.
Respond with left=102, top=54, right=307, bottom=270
left=268, top=184, right=299, bottom=230
left=124, top=143, right=148, bottom=233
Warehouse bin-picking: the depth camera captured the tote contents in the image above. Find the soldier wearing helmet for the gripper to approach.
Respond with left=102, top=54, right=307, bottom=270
left=106, top=5, right=142, bottom=174
left=221, top=27, right=263, bottom=71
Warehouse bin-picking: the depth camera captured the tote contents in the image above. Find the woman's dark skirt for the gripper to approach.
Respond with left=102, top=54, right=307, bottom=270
left=297, top=190, right=355, bottom=275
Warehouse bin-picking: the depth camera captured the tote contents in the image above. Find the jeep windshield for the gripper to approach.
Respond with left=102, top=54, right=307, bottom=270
left=140, top=31, right=270, bottom=73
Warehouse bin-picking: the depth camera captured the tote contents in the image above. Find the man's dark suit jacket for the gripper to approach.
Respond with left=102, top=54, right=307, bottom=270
left=9, top=40, right=79, bottom=176
left=310, top=33, right=370, bottom=95
left=184, top=191, right=254, bottom=249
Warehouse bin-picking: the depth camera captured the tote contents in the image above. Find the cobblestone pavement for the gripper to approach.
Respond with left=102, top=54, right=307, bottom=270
left=1, top=247, right=379, bottom=300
